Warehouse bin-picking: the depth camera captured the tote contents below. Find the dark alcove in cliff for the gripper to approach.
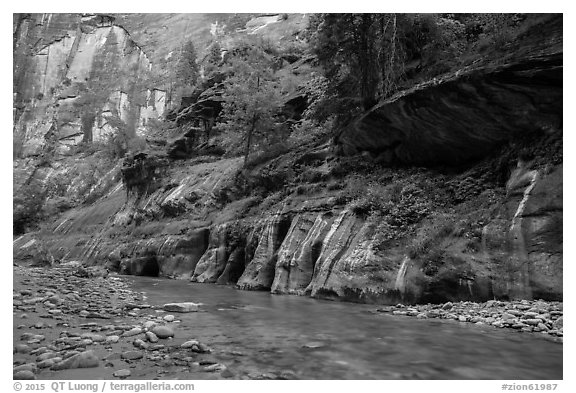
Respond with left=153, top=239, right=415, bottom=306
left=121, top=254, right=160, bottom=277
left=139, top=256, right=160, bottom=277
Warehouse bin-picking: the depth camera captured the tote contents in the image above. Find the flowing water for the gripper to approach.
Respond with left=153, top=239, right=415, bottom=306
left=128, top=276, right=563, bottom=380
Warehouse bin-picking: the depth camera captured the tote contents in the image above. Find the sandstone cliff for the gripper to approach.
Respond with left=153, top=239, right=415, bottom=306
left=14, top=13, right=165, bottom=157
left=13, top=13, right=563, bottom=305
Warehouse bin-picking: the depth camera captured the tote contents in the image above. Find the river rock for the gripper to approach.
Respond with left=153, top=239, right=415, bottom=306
left=47, top=295, right=61, bottom=304
left=195, top=343, right=212, bottom=353
left=20, top=333, right=35, bottom=341
left=501, top=313, right=516, bottom=321
left=13, top=363, right=37, bottom=373
left=181, top=340, right=200, bottom=348
left=62, top=350, right=81, bottom=359
left=106, top=335, right=120, bottom=344
left=82, top=333, right=105, bottom=342
left=163, top=315, right=175, bottom=322
left=51, top=350, right=99, bottom=370
left=14, top=344, right=31, bottom=354
left=113, top=369, right=131, bottom=378
left=143, top=321, right=156, bottom=330
left=181, top=340, right=211, bottom=353
left=121, top=351, right=144, bottom=360
left=163, top=302, right=199, bottom=313
left=133, top=339, right=149, bottom=349
left=31, top=346, right=51, bottom=355
left=38, top=358, right=60, bottom=369
left=553, top=316, right=563, bottom=329
left=122, top=327, right=143, bottom=337
left=86, top=312, right=109, bottom=319
left=146, top=331, right=159, bottom=343
left=442, top=302, right=453, bottom=310
left=485, top=300, right=497, bottom=308
left=506, top=309, right=522, bottom=317
left=27, top=335, right=46, bottom=344
left=203, top=363, right=227, bottom=372
left=522, top=312, right=539, bottom=319
left=13, top=370, right=35, bottom=380
left=36, top=352, right=58, bottom=362
left=151, top=325, right=174, bottom=339
left=524, top=319, right=542, bottom=326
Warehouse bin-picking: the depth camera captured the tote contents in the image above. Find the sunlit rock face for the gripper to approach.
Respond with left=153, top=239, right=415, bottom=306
left=13, top=13, right=165, bottom=157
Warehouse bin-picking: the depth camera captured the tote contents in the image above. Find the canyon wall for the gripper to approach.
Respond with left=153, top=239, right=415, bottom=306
left=13, top=13, right=165, bottom=158
left=13, top=156, right=563, bottom=304
left=13, top=14, right=562, bottom=305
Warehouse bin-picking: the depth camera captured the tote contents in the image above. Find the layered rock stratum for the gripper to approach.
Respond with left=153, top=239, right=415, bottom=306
left=13, top=13, right=563, bottom=305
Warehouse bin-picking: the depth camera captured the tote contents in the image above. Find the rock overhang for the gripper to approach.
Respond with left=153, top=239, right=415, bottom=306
left=336, top=49, right=562, bottom=166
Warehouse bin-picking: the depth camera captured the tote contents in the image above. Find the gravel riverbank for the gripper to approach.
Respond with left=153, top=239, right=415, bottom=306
left=376, top=300, right=563, bottom=341
left=13, top=265, right=229, bottom=380
left=13, top=264, right=563, bottom=380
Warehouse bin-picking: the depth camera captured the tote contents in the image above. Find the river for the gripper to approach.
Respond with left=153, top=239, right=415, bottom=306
left=127, top=276, right=563, bottom=380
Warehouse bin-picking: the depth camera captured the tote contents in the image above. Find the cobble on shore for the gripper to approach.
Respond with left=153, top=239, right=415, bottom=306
left=376, top=300, right=563, bottom=341
left=13, top=264, right=563, bottom=380
left=12, top=265, right=226, bottom=380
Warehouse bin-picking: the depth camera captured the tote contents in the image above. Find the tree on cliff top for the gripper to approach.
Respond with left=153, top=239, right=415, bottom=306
left=219, top=43, right=282, bottom=166
left=308, top=13, right=414, bottom=122
left=307, top=14, right=467, bottom=125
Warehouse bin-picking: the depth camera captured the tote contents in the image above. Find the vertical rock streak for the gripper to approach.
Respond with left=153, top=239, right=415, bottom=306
left=306, top=211, right=361, bottom=296
left=237, top=212, right=290, bottom=290
left=508, top=169, right=539, bottom=299
left=192, top=224, right=228, bottom=283
left=271, top=213, right=331, bottom=294
left=395, top=256, right=410, bottom=293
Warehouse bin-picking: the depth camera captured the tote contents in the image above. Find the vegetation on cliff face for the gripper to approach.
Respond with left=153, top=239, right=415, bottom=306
left=219, top=41, right=283, bottom=165
left=306, top=13, right=552, bottom=128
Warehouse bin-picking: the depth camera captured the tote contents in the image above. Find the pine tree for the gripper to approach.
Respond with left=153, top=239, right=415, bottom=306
left=204, top=41, right=222, bottom=75
left=175, top=40, right=199, bottom=88
left=219, top=44, right=281, bottom=166
left=311, top=13, right=406, bottom=114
